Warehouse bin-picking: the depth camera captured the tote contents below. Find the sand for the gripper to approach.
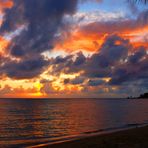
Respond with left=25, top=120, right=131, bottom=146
left=33, top=125, right=148, bottom=148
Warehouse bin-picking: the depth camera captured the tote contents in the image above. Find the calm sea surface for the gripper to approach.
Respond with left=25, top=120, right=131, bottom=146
left=0, top=98, right=148, bottom=147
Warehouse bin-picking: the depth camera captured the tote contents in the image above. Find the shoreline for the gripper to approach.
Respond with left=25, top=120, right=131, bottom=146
left=1, top=123, right=148, bottom=147
left=28, top=124, right=148, bottom=148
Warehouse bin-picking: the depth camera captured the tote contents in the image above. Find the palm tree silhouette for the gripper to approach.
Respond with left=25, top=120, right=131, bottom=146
left=130, top=0, right=148, bottom=4
left=138, top=0, right=148, bottom=3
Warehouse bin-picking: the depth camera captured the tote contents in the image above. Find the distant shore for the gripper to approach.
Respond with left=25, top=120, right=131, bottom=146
left=127, top=92, right=148, bottom=99
left=33, top=125, right=148, bottom=148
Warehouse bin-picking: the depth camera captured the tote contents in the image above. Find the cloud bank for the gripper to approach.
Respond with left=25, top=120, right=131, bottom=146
left=0, top=0, right=147, bottom=98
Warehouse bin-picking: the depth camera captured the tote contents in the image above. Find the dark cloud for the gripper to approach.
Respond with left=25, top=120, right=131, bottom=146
left=1, top=0, right=101, bottom=79
left=10, top=44, right=25, bottom=57
left=53, top=55, right=74, bottom=65
left=128, top=47, right=146, bottom=64
left=63, top=76, right=85, bottom=85
left=2, top=0, right=78, bottom=57
left=0, top=0, right=79, bottom=79
left=2, top=56, right=48, bottom=79
left=88, top=79, right=105, bottom=86
left=51, top=34, right=130, bottom=76
left=109, top=49, right=148, bottom=85
left=99, top=35, right=129, bottom=63
left=137, top=9, right=148, bottom=25
left=84, top=35, right=130, bottom=78
left=51, top=52, right=86, bottom=75
left=51, top=34, right=148, bottom=90
left=63, top=78, right=70, bottom=84
left=70, top=76, right=85, bottom=85
left=73, top=52, right=86, bottom=66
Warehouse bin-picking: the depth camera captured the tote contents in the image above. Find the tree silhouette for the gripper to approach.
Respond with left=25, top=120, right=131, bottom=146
left=130, top=0, right=148, bottom=4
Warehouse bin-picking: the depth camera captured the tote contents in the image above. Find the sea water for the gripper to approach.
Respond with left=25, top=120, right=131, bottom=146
left=0, top=98, right=148, bottom=147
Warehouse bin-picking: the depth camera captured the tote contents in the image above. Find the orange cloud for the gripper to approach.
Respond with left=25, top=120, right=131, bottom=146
left=0, top=36, right=9, bottom=55
left=0, top=0, right=13, bottom=26
left=54, top=11, right=148, bottom=53
left=124, top=26, right=148, bottom=48
left=0, top=85, right=41, bottom=98
left=54, top=30, right=107, bottom=54
left=54, top=26, right=148, bottom=53
left=0, top=0, right=13, bottom=10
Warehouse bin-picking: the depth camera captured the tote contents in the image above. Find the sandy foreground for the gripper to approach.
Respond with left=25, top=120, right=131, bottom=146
left=32, top=125, right=148, bottom=148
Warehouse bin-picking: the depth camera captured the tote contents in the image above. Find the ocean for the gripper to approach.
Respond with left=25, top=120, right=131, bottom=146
left=0, top=98, right=148, bottom=147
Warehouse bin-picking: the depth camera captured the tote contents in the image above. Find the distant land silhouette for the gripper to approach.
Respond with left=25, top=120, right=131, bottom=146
left=138, top=93, right=148, bottom=99
left=128, top=92, right=148, bottom=99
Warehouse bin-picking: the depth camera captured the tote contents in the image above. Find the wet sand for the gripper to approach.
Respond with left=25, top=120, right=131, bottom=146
left=34, top=125, right=148, bottom=148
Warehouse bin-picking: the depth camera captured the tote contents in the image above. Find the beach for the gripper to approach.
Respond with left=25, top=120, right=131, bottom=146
left=34, top=125, right=148, bottom=148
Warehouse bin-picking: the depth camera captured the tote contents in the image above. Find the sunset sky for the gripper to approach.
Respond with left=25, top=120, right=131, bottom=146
left=0, top=0, right=147, bottom=98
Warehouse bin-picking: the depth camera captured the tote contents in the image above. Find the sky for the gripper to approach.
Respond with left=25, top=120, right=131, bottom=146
left=0, top=0, right=147, bottom=98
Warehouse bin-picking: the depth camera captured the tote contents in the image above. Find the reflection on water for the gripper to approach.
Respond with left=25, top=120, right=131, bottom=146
left=0, top=98, right=148, bottom=146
